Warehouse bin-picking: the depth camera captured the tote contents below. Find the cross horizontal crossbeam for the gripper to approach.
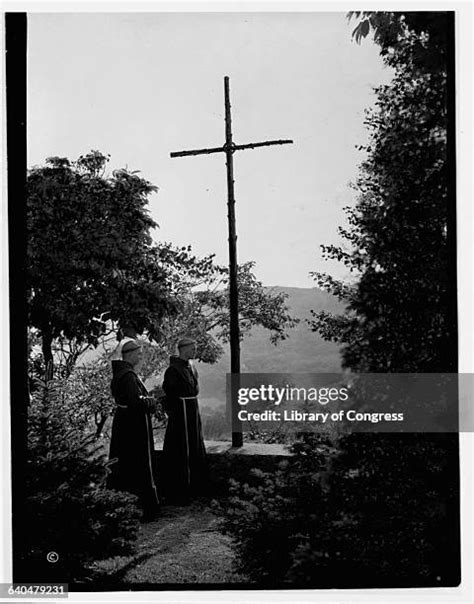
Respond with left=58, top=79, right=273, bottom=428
left=170, top=139, right=293, bottom=158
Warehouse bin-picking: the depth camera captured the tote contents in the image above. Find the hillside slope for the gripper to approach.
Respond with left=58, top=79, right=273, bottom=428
left=196, top=286, right=344, bottom=409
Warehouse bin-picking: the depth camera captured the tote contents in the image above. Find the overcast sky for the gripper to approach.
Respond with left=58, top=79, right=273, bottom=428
left=27, top=12, right=393, bottom=288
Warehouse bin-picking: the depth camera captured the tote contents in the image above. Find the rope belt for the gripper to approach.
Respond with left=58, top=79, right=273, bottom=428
left=116, top=404, right=128, bottom=409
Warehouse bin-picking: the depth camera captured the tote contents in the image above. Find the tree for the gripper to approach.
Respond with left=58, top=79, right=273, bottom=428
left=139, top=258, right=299, bottom=381
left=27, top=151, right=177, bottom=376
left=348, top=11, right=449, bottom=73
left=294, top=13, right=459, bottom=588
left=310, top=12, right=454, bottom=372
left=199, top=261, right=299, bottom=346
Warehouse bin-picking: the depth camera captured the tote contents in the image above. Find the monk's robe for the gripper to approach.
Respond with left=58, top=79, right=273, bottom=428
left=162, top=356, right=207, bottom=503
left=108, top=360, right=160, bottom=518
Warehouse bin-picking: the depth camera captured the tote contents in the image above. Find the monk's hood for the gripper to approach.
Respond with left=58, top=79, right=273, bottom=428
left=111, top=360, right=134, bottom=381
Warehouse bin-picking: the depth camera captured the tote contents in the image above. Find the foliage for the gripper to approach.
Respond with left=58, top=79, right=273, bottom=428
left=221, top=433, right=333, bottom=584
left=310, top=13, right=453, bottom=372
left=40, top=349, right=170, bottom=440
left=222, top=432, right=459, bottom=587
left=197, top=262, right=299, bottom=346
left=287, top=433, right=459, bottom=587
left=140, top=259, right=299, bottom=377
left=18, top=375, right=142, bottom=582
left=244, top=422, right=291, bottom=444
left=348, top=11, right=449, bottom=72
left=60, top=357, right=115, bottom=437
left=28, top=328, right=115, bottom=438
left=27, top=151, right=178, bottom=373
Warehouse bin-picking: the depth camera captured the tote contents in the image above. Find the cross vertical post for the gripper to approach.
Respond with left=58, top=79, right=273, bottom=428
left=223, top=77, right=242, bottom=446
left=170, top=76, right=293, bottom=447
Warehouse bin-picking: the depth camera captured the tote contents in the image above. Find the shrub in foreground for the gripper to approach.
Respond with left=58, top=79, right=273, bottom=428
left=18, top=377, right=142, bottom=582
left=222, top=433, right=459, bottom=587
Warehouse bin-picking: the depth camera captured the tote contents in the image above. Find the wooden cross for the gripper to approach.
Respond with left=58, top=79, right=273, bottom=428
left=170, top=76, right=293, bottom=447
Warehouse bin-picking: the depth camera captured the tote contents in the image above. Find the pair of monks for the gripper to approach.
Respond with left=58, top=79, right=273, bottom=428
left=107, top=334, right=207, bottom=522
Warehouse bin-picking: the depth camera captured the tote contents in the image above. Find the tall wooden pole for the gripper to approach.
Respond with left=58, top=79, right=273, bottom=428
left=170, top=77, right=293, bottom=447
left=224, top=76, right=242, bottom=446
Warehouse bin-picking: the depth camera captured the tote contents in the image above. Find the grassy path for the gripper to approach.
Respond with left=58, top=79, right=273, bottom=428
left=92, top=499, right=248, bottom=585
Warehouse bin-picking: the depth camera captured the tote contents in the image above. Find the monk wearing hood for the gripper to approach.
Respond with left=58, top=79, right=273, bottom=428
left=108, top=339, right=160, bottom=521
left=162, top=337, right=207, bottom=504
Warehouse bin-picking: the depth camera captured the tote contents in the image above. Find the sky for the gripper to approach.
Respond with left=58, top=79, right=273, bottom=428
left=27, top=11, right=394, bottom=288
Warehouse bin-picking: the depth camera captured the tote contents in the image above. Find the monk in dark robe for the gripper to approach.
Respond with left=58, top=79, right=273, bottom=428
left=162, top=337, right=207, bottom=504
left=108, top=340, right=160, bottom=521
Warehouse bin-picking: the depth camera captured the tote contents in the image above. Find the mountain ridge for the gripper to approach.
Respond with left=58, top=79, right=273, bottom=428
left=196, top=285, right=344, bottom=409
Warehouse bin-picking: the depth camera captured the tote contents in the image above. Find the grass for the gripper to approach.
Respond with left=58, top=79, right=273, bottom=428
left=90, top=499, right=249, bottom=585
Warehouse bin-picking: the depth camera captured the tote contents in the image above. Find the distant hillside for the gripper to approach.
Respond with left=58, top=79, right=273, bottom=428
left=196, top=286, right=344, bottom=411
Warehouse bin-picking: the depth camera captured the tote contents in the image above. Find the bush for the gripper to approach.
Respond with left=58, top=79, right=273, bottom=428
left=221, top=433, right=333, bottom=585
left=221, top=433, right=459, bottom=588
left=18, top=376, right=142, bottom=582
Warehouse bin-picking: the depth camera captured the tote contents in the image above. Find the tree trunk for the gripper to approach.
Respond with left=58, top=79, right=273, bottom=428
left=42, top=327, right=54, bottom=381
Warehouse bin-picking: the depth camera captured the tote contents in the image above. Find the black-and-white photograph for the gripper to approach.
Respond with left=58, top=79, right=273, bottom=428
left=3, top=4, right=473, bottom=601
